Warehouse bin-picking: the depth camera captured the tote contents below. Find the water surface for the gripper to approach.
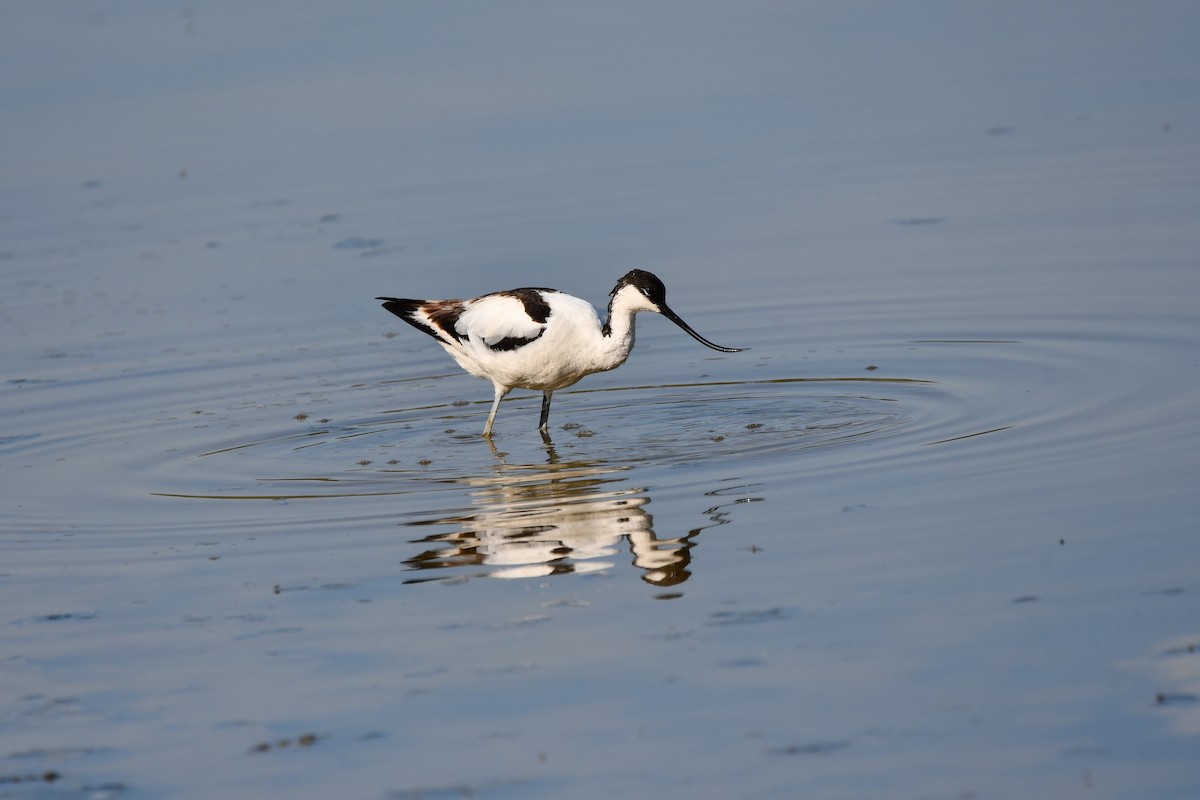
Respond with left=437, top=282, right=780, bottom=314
left=3, top=3, right=1199, bottom=798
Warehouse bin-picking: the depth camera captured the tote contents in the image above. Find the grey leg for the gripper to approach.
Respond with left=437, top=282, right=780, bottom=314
left=538, top=390, right=553, bottom=432
left=483, top=384, right=510, bottom=436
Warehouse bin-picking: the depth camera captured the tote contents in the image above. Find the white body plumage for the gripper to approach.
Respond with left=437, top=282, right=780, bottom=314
left=429, top=291, right=632, bottom=391
left=378, top=269, right=744, bottom=436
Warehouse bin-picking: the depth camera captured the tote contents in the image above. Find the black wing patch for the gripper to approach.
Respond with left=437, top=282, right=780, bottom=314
left=493, top=288, right=552, bottom=324
left=487, top=329, right=546, bottom=352
left=475, top=288, right=551, bottom=351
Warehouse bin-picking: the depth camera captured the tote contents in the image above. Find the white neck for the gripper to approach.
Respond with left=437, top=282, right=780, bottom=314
left=594, top=285, right=657, bottom=372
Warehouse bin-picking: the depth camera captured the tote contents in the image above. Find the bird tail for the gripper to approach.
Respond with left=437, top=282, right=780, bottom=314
left=376, top=297, right=463, bottom=344
left=376, top=297, right=424, bottom=320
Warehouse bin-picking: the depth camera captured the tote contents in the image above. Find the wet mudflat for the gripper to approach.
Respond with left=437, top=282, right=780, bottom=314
left=3, top=3, right=1199, bottom=798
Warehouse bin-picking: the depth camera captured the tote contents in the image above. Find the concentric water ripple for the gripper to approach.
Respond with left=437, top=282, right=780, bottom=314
left=129, top=375, right=934, bottom=501
left=5, top=310, right=1195, bottom=541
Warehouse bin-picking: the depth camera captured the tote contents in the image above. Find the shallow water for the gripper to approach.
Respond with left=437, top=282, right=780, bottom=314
left=4, top=3, right=1200, bottom=799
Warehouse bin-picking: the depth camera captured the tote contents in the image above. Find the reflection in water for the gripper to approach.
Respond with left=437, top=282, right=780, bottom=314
left=402, top=449, right=755, bottom=586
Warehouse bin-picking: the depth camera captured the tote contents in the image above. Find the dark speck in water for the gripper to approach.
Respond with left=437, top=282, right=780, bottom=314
left=0, top=770, right=60, bottom=785
left=707, top=608, right=788, bottom=625
left=333, top=237, right=384, bottom=250
left=890, top=217, right=944, bottom=226
left=721, top=658, right=767, bottom=668
left=248, top=732, right=322, bottom=753
left=1154, top=692, right=1198, bottom=706
left=768, top=740, right=852, bottom=757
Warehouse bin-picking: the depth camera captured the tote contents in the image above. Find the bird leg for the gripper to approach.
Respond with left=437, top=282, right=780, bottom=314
left=482, top=384, right=510, bottom=437
left=539, top=390, right=553, bottom=433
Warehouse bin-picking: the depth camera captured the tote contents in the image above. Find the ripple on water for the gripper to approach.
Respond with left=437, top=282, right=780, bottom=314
left=5, top=312, right=1196, bottom=554
left=76, top=374, right=931, bottom=583
left=142, top=375, right=938, bottom=498
left=541, top=377, right=934, bottom=465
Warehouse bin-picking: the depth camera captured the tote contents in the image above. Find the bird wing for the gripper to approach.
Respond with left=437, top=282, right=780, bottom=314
left=458, top=291, right=550, bottom=352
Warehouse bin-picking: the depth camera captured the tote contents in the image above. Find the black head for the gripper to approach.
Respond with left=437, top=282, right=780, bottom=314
left=610, top=268, right=746, bottom=353
left=611, top=269, right=668, bottom=307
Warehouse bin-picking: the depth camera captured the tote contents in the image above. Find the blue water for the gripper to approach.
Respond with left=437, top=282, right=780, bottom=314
left=3, top=3, right=1199, bottom=798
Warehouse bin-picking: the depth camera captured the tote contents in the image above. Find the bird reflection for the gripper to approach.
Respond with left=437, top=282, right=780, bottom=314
left=402, top=452, right=696, bottom=586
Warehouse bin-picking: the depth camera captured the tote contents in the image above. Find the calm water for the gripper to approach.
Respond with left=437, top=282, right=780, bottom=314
left=3, top=3, right=1199, bottom=798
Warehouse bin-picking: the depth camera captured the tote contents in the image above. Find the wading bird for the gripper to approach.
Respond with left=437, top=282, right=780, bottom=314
left=377, top=269, right=745, bottom=436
